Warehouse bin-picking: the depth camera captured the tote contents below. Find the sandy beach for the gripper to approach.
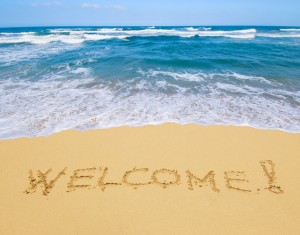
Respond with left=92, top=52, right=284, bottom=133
left=0, top=123, right=299, bottom=234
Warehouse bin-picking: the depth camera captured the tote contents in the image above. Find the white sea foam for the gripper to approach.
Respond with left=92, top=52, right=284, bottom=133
left=280, top=28, right=300, bottom=32
left=0, top=70, right=299, bottom=139
left=201, top=27, right=212, bottom=31
left=49, top=28, right=91, bottom=34
left=186, top=27, right=198, bottom=31
left=196, top=29, right=256, bottom=38
left=6, top=27, right=300, bottom=44
left=0, top=27, right=300, bottom=44
left=138, top=69, right=272, bottom=85
left=223, top=72, right=272, bottom=84
left=0, top=43, right=80, bottom=66
left=186, top=27, right=211, bottom=31
left=83, top=34, right=127, bottom=40
left=121, top=28, right=257, bottom=38
left=97, top=28, right=123, bottom=32
left=223, top=34, right=255, bottom=39
left=112, top=28, right=256, bottom=39
left=0, top=28, right=260, bottom=44
left=50, top=28, right=123, bottom=34
left=70, top=67, right=91, bottom=75
left=0, top=33, right=128, bottom=45
left=258, top=33, right=300, bottom=38
left=0, top=32, right=35, bottom=36
left=139, top=69, right=206, bottom=82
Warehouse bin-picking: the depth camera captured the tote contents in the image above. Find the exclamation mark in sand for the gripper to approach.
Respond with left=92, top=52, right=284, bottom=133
left=260, top=160, right=284, bottom=194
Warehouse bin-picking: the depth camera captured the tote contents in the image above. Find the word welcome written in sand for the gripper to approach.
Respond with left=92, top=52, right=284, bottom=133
left=24, top=160, right=284, bottom=196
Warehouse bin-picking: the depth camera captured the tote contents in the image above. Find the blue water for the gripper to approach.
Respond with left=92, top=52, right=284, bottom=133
left=0, top=26, right=300, bottom=139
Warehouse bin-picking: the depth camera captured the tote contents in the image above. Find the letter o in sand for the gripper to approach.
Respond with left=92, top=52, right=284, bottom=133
left=151, top=169, right=181, bottom=188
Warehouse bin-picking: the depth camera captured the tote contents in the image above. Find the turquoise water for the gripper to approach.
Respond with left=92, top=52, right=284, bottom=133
left=0, top=26, right=300, bottom=138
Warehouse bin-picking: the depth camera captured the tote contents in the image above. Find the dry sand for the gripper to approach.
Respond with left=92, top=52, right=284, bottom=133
left=0, top=123, right=300, bottom=234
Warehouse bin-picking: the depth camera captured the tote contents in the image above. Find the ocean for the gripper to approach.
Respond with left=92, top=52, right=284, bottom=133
left=0, top=26, right=300, bottom=139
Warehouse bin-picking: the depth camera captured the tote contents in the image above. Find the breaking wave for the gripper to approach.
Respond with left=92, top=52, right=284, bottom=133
left=280, top=28, right=300, bottom=32
left=258, top=33, right=300, bottom=38
left=2, top=27, right=300, bottom=45
left=0, top=28, right=259, bottom=44
left=1, top=70, right=299, bottom=139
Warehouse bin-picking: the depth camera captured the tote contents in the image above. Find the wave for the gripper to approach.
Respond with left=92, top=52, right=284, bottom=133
left=2, top=27, right=300, bottom=45
left=138, top=69, right=206, bottom=82
left=112, top=28, right=257, bottom=38
left=0, top=28, right=259, bottom=44
left=186, top=27, right=198, bottom=31
left=280, top=28, right=300, bottom=32
left=1, top=69, right=299, bottom=139
left=186, top=27, right=211, bottom=31
left=0, top=32, right=35, bottom=36
left=0, top=33, right=128, bottom=44
left=49, top=28, right=123, bottom=34
left=0, top=43, right=80, bottom=66
left=138, top=69, right=272, bottom=84
left=83, top=34, right=127, bottom=40
left=258, top=33, right=300, bottom=38
left=97, top=28, right=123, bottom=32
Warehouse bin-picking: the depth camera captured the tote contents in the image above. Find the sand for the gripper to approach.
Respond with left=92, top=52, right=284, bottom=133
left=0, top=123, right=300, bottom=234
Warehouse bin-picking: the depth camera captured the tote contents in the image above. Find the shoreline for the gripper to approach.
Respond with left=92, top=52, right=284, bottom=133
left=1, top=122, right=300, bottom=141
left=1, top=123, right=300, bottom=234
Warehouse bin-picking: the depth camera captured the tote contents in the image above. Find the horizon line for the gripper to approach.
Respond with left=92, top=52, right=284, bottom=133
left=0, top=24, right=300, bottom=29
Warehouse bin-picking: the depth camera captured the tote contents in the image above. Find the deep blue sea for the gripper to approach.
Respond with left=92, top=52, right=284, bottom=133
left=0, top=26, right=300, bottom=139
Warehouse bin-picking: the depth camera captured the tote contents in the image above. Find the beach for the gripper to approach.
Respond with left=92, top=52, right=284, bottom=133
left=1, top=123, right=300, bottom=234
left=1, top=25, right=300, bottom=235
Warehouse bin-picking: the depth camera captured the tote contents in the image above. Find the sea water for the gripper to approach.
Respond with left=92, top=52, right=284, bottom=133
left=0, top=26, right=299, bottom=139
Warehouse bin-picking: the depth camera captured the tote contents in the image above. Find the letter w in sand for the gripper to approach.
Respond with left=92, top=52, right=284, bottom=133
left=24, top=168, right=67, bottom=196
